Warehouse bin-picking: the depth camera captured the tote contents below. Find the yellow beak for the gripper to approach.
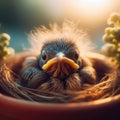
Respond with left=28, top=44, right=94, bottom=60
left=42, top=53, right=79, bottom=71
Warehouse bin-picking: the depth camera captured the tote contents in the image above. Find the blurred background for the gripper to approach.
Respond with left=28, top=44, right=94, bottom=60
left=0, top=0, right=120, bottom=52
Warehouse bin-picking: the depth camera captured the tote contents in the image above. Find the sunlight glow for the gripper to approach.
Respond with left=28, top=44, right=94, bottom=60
left=21, top=0, right=119, bottom=27
left=70, top=0, right=115, bottom=26
left=74, top=0, right=110, bottom=16
left=80, top=0, right=109, bottom=14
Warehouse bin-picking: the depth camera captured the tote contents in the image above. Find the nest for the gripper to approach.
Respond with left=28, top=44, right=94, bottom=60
left=0, top=61, right=120, bottom=103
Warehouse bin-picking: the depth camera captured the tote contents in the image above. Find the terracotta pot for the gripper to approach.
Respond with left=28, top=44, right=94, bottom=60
left=0, top=53, right=120, bottom=120
left=0, top=94, right=120, bottom=120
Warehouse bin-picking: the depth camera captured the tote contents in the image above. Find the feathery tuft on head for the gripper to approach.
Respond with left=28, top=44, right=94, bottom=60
left=28, top=21, right=95, bottom=56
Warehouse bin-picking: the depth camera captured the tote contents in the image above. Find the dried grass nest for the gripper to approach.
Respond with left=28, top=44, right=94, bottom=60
left=0, top=55, right=120, bottom=103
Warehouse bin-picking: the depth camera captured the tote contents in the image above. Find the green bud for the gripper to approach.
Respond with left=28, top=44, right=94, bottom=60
left=0, top=46, right=6, bottom=52
left=0, top=43, right=3, bottom=48
left=0, top=41, right=9, bottom=47
left=105, top=27, right=113, bottom=35
left=0, top=33, right=11, bottom=42
left=107, top=13, right=120, bottom=25
left=3, top=49, right=9, bottom=56
left=103, top=34, right=114, bottom=43
left=8, top=47, right=15, bottom=55
left=0, top=33, right=14, bottom=60
left=112, top=38, right=117, bottom=43
left=111, top=28, right=117, bottom=35
left=101, top=44, right=116, bottom=57
left=3, top=41, right=9, bottom=46
left=113, top=27, right=120, bottom=40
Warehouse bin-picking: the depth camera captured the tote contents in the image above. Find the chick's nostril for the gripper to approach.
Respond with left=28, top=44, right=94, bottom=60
left=56, top=52, right=65, bottom=59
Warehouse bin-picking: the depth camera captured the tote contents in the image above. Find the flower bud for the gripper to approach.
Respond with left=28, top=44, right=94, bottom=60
left=3, top=41, right=9, bottom=46
left=3, top=49, right=9, bottom=56
left=0, top=41, right=9, bottom=47
left=0, top=33, right=11, bottom=42
left=113, top=27, right=120, bottom=40
left=107, top=13, right=120, bottom=25
left=103, top=34, right=114, bottom=43
left=105, top=27, right=113, bottom=35
left=101, top=44, right=116, bottom=57
left=8, top=47, right=15, bottom=55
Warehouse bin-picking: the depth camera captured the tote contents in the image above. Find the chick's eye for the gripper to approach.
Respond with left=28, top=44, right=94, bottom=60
left=41, top=51, right=47, bottom=60
left=74, top=53, right=79, bottom=60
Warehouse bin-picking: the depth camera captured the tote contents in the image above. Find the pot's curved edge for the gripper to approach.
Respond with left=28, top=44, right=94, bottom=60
left=0, top=93, right=120, bottom=110
left=0, top=94, right=120, bottom=120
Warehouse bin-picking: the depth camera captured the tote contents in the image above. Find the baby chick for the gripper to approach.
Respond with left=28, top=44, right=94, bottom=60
left=18, top=22, right=113, bottom=92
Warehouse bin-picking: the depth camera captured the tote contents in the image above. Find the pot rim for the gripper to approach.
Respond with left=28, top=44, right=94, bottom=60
left=0, top=93, right=120, bottom=111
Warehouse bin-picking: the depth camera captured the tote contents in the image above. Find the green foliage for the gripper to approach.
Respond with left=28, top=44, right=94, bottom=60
left=102, top=13, right=120, bottom=68
left=0, top=33, right=14, bottom=60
